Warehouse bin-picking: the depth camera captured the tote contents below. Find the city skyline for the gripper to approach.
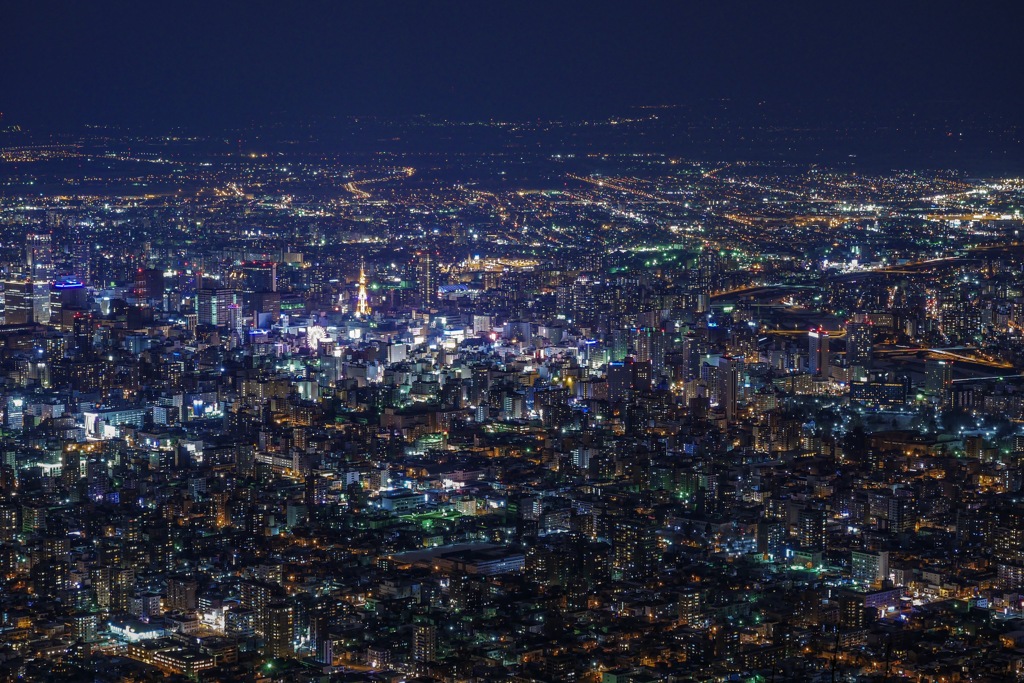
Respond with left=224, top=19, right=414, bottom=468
left=0, top=3, right=1023, bottom=683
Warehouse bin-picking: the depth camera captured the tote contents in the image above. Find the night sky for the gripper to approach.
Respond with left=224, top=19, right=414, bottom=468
left=2, top=1, right=1022, bottom=130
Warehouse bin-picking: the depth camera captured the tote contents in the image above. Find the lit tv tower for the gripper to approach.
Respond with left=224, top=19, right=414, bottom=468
left=356, top=261, right=371, bottom=317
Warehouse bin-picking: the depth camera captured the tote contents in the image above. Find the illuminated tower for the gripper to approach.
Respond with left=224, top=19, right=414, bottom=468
left=356, top=262, right=371, bottom=317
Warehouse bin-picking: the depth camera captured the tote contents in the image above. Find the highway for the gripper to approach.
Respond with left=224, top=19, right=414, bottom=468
left=344, top=167, right=415, bottom=199
left=873, top=346, right=1014, bottom=370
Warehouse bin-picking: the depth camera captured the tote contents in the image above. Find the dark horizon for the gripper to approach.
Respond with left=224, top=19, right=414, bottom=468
left=3, top=1, right=1023, bottom=132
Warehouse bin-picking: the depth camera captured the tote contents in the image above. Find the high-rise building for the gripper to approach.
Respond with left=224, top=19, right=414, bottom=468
left=925, top=360, right=953, bottom=403
left=411, top=616, right=437, bottom=663
left=0, top=504, right=17, bottom=543
left=728, top=324, right=760, bottom=362
left=2, top=279, right=34, bottom=325
left=71, top=612, right=99, bottom=643
left=134, top=268, right=166, bottom=307
left=995, top=519, right=1024, bottom=589
left=838, top=591, right=868, bottom=631
left=677, top=587, right=703, bottom=626
left=886, top=497, right=915, bottom=533
left=72, top=311, right=97, bottom=357
left=717, top=355, right=744, bottom=421
left=265, top=602, right=295, bottom=658
left=556, top=274, right=599, bottom=325
left=808, top=328, right=830, bottom=376
left=846, top=321, right=873, bottom=372
left=940, top=286, right=982, bottom=344
left=678, top=333, right=701, bottom=381
left=50, top=278, right=88, bottom=328
left=611, top=517, right=659, bottom=581
left=71, top=227, right=92, bottom=286
left=241, top=261, right=277, bottom=293
left=797, top=506, right=826, bottom=551
left=26, top=232, right=54, bottom=323
left=610, top=328, right=631, bottom=363
left=413, top=251, right=439, bottom=309
left=198, top=287, right=240, bottom=327
left=633, top=327, right=667, bottom=377
left=26, top=232, right=54, bottom=281
left=851, top=550, right=889, bottom=586
left=30, top=558, right=68, bottom=600
left=607, top=357, right=653, bottom=404
left=696, top=248, right=720, bottom=292
left=252, top=291, right=281, bottom=328
left=240, top=580, right=277, bottom=637
left=166, top=575, right=198, bottom=612
left=758, top=520, right=788, bottom=560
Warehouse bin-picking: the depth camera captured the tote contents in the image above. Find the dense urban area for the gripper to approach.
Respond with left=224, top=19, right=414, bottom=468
left=0, top=113, right=1023, bottom=683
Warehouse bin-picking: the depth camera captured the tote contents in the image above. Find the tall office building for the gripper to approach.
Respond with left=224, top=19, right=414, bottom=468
left=846, top=321, right=873, bottom=371
left=413, top=251, right=440, bottom=309
left=717, top=355, right=744, bottom=422
left=808, top=328, right=830, bottom=376
left=241, top=261, right=277, bottom=293
left=610, top=328, right=631, bottom=363
left=26, top=233, right=55, bottom=323
left=252, top=291, right=281, bottom=328
left=26, top=232, right=54, bottom=281
left=50, top=278, right=89, bottom=328
left=678, top=333, right=701, bottom=381
left=134, top=268, right=166, bottom=307
left=70, top=225, right=92, bottom=286
left=198, top=287, right=240, bottom=327
left=2, top=280, right=34, bottom=325
left=607, top=357, right=653, bottom=404
left=633, top=327, right=668, bottom=377
left=925, top=360, right=953, bottom=402
left=696, top=248, right=720, bottom=292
